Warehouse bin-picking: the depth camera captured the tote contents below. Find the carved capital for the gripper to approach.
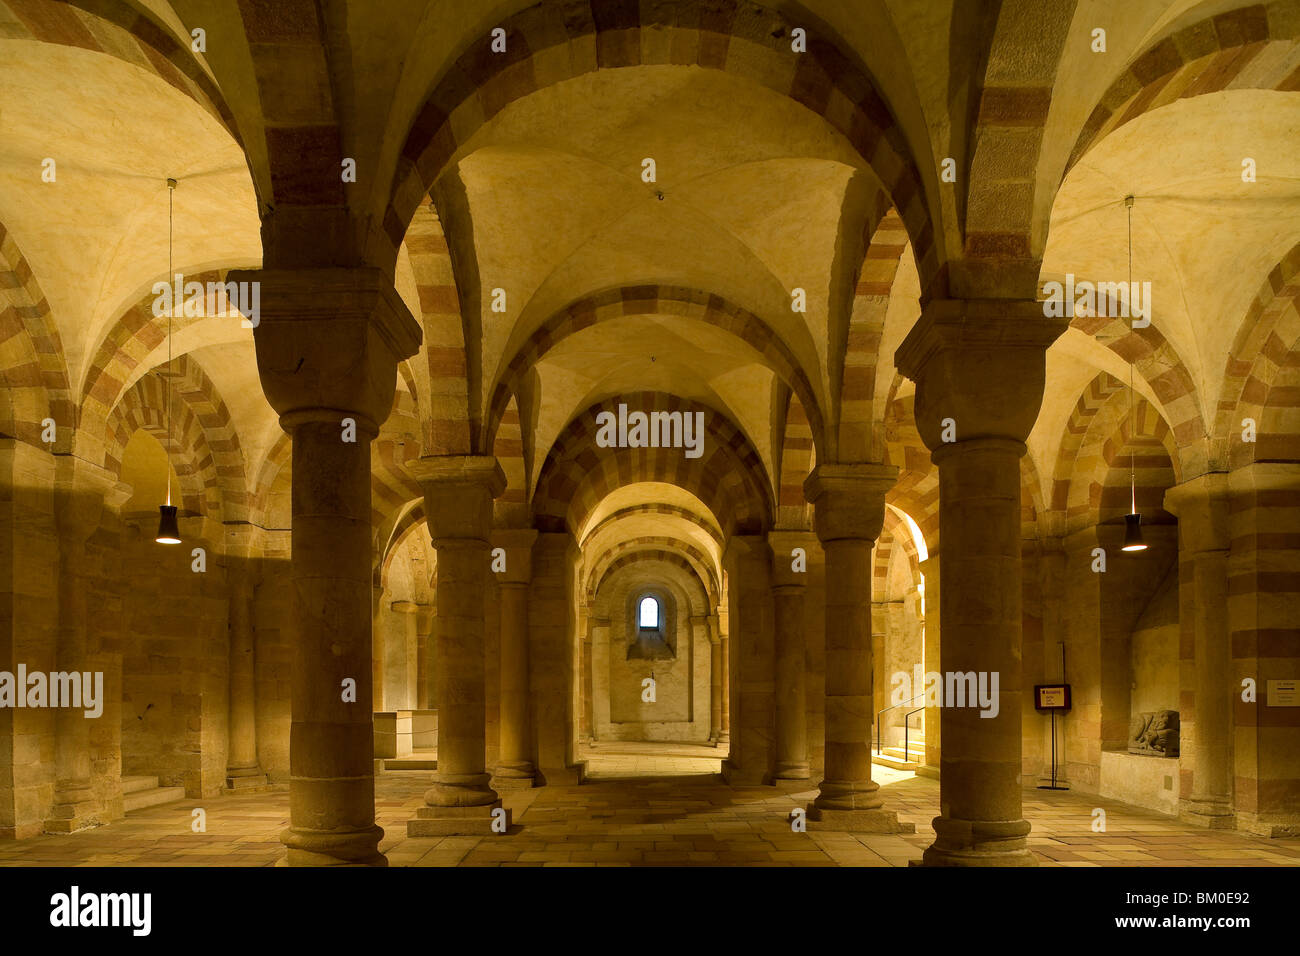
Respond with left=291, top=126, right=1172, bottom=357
left=894, top=298, right=1066, bottom=451
left=229, top=267, right=421, bottom=429
left=804, top=463, right=897, bottom=543
left=412, top=455, right=505, bottom=543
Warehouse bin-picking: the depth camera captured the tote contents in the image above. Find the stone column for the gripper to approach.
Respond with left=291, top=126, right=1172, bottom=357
left=720, top=535, right=775, bottom=785
left=44, top=456, right=117, bottom=833
left=580, top=613, right=595, bottom=745
left=408, top=456, right=505, bottom=835
left=720, top=620, right=731, bottom=746
left=896, top=297, right=1064, bottom=866
left=415, top=604, right=434, bottom=709
left=1165, top=473, right=1234, bottom=827
left=770, top=530, right=811, bottom=779
left=371, top=586, right=387, bottom=713
left=1227, top=462, right=1300, bottom=837
left=804, top=463, right=905, bottom=830
left=225, top=536, right=267, bottom=791
left=917, top=554, right=940, bottom=777
left=492, top=529, right=538, bottom=789
left=707, top=612, right=722, bottom=744
left=233, top=265, right=421, bottom=866
left=389, top=601, right=421, bottom=710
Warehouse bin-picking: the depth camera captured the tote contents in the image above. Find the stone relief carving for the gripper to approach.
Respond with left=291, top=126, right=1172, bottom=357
left=1128, top=710, right=1179, bottom=757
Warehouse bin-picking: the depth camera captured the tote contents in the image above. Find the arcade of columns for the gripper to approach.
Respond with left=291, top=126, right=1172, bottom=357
left=1, top=0, right=1298, bottom=865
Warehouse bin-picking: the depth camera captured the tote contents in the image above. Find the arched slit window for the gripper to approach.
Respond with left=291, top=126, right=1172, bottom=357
left=638, top=596, right=660, bottom=630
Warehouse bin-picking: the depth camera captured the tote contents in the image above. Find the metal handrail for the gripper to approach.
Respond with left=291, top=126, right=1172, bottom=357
left=876, top=694, right=924, bottom=754
left=904, top=707, right=924, bottom=768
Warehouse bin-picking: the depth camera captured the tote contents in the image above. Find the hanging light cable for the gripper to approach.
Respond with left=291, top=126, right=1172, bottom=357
left=1122, top=195, right=1147, bottom=552
left=156, top=178, right=181, bottom=545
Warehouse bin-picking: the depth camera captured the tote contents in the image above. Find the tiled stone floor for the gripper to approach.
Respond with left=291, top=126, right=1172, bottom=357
left=1, top=764, right=1297, bottom=867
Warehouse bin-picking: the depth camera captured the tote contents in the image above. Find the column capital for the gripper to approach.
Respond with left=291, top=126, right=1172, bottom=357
left=230, top=266, right=421, bottom=429
left=1164, top=473, right=1230, bottom=553
left=490, top=528, right=539, bottom=584
left=768, top=529, right=817, bottom=587
left=895, top=298, right=1066, bottom=450
left=414, top=455, right=505, bottom=542
left=804, top=463, right=897, bottom=543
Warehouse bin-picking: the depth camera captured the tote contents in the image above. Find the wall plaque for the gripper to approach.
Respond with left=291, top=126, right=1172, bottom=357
left=1267, top=680, right=1299, bottom=707
left=1035, top=684, right=1071, bottom=711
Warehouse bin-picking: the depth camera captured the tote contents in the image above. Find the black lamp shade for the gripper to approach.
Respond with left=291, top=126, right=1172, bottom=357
left=156, top=504, right=181, bottom=544
left=1121, top=512, right=1147, bottom=552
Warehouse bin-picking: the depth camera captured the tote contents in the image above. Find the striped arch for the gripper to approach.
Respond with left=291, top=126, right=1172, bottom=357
left=7, top=0, right=239, bottom=138
left=106, top=370, right=219, bottom=517
left=962, top=0, right=1076, bottom=268
left=486, top=285, right=826, bottom=455
left=493, top=393, right=527, bottom=527
left=776, top=388, right=815, bottom=531
left=1219, top=238, right=1300, bottom=466
left=103, top=353, right=245, bottom=519
left=846, top=205, right=908, bottom=462
left=249, top=432, right=290, bottom=529
left=1061, top=385, right=1180, bottom=531
left=582, top=503, right=723, bottom=551
left=406, top=196, right=473, bottom=455
left=383, top=0, right=940, bottom=292
left=533, top=394, right=773, bottom=538
left=76, top=268, right=244, bottom=457
left=1068, top=311, right=1207, bottom=472
left=1051, top=372, right=1127, bottom=518
left=586, top=536, right=718, bottom=604
left=1068, top=2, right=1300, bottom=176
left=591, top=549, right=709, bottom=608
left=881, top=387, right=939, bottom=550
left=876, top=509, right=921, bottom=593
left=1253, top=339, right=1300, bottom=462
left=0, top=221, right=69, bottom=445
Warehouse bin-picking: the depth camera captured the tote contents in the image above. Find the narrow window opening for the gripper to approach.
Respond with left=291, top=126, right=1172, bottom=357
left=638, top=596, right=659, bottom=630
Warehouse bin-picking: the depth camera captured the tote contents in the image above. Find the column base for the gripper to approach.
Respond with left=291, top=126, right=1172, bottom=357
left=920, top=816, right=1037, bottom=867
left=279, top=824, right=387, bottom=867
left=44, top=781, right=101, bottom=834
left=806, top=806, right=914, bottom=833
left=423, top=772, right=498, bottom=808
left=1179, top=798, right=1236, bottom=830
left=408, top=802, right=508, bottom=836
left=773, top=761, right=811, bottom=780
left=43, top=813, right=102, bottom=835
left=226, top=766, right=269, bottom=791
left=491, top=763, right=536, bottom=790
left=720, top=761, right=769, bottom=787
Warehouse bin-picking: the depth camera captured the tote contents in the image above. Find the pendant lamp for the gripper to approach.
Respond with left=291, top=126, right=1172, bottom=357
left=156, top=178, right=181, bottom=545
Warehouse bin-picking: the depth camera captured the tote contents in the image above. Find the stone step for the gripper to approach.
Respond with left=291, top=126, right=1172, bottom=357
left=124, top=785, right=186, bottom=813
left=384, top=757, right=438, bottom=771
left=882, top=746, right=926, bottom=761
left=122, top=775, right=159, bottom=794
left=872, top=753, right=919, bottom=772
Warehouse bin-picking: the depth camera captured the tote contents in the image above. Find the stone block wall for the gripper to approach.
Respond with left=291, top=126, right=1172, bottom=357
left=119, top=514, right=228, bottom=797
left=252, top=557, right=293, bottom=782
